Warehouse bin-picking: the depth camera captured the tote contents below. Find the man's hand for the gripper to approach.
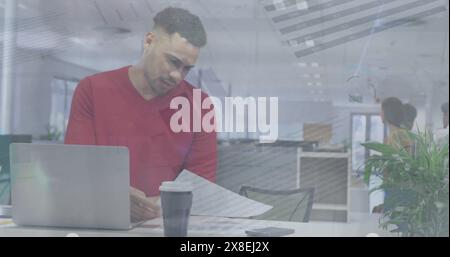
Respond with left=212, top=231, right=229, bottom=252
left=130, top=187, right=161, bottom=223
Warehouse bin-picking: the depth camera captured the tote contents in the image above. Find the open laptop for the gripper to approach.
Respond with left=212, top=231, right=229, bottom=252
left=10, top=143, right=138, bottom=230
left=0, top=135, right=33, bottom=218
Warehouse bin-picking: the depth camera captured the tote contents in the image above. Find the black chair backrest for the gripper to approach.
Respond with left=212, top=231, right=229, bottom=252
left=239, top=185, right=314, bottom=222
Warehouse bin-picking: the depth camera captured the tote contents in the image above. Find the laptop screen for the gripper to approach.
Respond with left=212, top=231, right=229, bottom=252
left=0, top=135, right=32, bottom=205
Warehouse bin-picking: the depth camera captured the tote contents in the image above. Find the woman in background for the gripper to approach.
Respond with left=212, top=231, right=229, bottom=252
left=381, top=97, right=413, bottom=152
left=372, top=97, right=413, bottom=214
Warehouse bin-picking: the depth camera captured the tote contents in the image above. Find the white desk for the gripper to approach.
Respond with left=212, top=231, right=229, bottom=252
left=0, top=212, right=395, bottom=237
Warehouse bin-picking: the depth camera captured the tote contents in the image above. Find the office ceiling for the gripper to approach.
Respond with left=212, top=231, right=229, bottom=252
left=1, top=0, right=449, bottom=104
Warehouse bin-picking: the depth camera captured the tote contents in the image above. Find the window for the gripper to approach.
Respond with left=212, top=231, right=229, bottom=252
left=49, top=78, right=78, bottom=140
left=351, top=113, right=386, bottom=174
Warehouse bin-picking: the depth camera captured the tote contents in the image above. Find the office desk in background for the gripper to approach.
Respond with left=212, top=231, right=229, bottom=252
left=0, top=213, right=395, bottom=237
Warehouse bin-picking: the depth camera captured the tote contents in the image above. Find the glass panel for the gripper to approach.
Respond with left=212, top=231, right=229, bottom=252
left=368, top=115, right=385, bottom=212
left=352, top=115, right=366, bottom=173
left=369, top=115, right=384, bottom=156
left=49, top=79, right=66, bottom=142
left=65, top=80, right=78, bottom=135
left=49, top=78, right=78, bottom=141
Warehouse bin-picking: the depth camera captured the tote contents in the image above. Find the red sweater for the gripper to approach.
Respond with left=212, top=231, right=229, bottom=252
left=65, top=66, right=217, bottom=196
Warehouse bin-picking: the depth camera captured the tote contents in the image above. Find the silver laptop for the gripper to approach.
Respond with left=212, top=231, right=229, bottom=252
left=10, top=143, right=136, bottom=230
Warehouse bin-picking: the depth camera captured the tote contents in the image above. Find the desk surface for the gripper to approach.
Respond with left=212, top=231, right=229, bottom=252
left=0, top=212, right=395, bottom=237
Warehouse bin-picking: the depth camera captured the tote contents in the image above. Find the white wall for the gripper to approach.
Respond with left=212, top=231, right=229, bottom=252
left=10, top=56, right=97, bottom=137
left=220, top=100, right=334, bottom=141
left=4, top=54, right=444, bottom=142
left=278, top=101, right=333, bottom=141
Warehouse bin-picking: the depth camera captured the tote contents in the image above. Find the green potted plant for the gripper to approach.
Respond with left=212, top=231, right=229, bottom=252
left=362, top=130, right=449, bottom=237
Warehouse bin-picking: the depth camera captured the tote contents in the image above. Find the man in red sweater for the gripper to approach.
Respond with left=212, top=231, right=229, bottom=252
left=65, top=7, right=217, bottom=222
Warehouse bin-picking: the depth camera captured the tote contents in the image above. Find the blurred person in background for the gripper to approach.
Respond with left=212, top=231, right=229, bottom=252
left=381, top=97, right=412, bottom=151
left=372, top=97, right=412, bottom=214
left=434, top=102, right=449, bottom=145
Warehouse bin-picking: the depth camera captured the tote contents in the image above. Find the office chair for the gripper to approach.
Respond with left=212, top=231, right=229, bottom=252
left=1, top=152, right=12, bottom=216
left=0, top=179, right=10, bottom=205
left=239, top=185, right=314, bottom=223
left=0, top=135, right=32, bottom=206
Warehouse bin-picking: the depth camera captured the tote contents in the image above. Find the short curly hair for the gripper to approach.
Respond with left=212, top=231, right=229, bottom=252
left=153, top=7, right=207, bottom=48
left=382, top=97, right=404, bottom=128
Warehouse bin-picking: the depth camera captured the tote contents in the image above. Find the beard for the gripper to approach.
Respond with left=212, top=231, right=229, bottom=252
left=143, top=69, right=163, bottom=96
left=143, top=68, right=178, bottom=97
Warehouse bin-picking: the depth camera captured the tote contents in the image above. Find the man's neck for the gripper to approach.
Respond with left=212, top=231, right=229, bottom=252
left=128, top=66, right=156, bottom=101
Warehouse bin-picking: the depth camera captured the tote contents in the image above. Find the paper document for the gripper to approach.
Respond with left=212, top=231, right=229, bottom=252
left=175, top=170, right=272, bottom=218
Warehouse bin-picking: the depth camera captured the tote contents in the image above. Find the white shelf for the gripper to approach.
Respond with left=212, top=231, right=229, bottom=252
left=313, top=204, right=348, bottom=211
left=297, top=151, right=350, bottom=159
left=297, top=148, right=352, bottom=222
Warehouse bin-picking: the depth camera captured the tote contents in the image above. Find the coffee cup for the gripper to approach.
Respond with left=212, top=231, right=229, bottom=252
left=159, top=181, right=193, bottom=237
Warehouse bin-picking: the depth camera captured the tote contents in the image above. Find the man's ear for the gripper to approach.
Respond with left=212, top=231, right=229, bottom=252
left=144, top=32, right=156, bottom=49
